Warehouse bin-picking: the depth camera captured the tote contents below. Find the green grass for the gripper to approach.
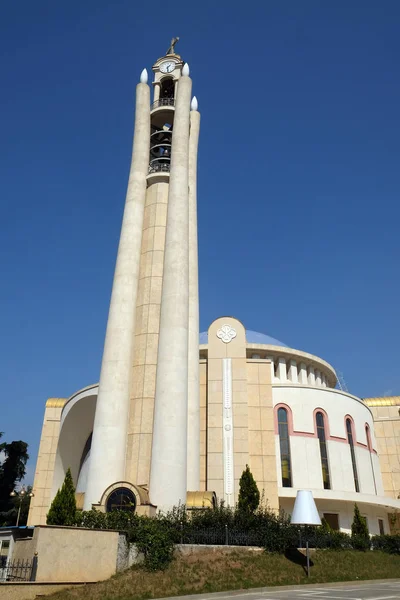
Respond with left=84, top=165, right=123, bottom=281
left=49, top=550, right=400, bottom=600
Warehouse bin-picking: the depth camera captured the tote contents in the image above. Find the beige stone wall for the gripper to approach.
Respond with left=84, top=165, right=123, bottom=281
left=14, top=526, right=119, bottom=583
left=369, top=403, right=400, bottom=499
left=246, top=360, right=279, bottom=511
left=126, top=181, right=168, bottom=487
left=199, top=361, right=207, bottom=490
left=28, top=400, right=65, bottom=526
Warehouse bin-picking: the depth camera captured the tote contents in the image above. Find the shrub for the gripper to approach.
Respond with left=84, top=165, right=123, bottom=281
left=238, top=465, right=260, bottom=514
left=133, top=517, right=175, bottom=571
left=351, top=504, right=370, bottom=551
left=372, top=534, right=400, bottom=554
left=46, top=468, right=76, bottom=526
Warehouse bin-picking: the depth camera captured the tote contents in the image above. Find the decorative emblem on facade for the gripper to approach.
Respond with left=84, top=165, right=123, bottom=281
left=217, top=325, right=237, bottom=344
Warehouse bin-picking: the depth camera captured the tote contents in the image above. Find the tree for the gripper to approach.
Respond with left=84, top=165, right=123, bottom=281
left=238, top=464, right=260, bottom=513
left=1, top=485, right=33, bottom=527
left=0, top=439, right=29, bottom=520
left=47, top=468, right=77, bottom=526
left=351, top=503, right=370, bottom=550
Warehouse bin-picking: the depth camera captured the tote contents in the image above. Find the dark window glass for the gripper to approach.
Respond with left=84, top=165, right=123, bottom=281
left=316, top=412, right=331, bottom=489
left=106, top=487, right=136, bottom=513
left=346, top=418, right=359, bottom=492
left=278, top=407, right=292, bottom=487
left=323, top=513, right=339, bottom=530
left=366, top=425, right=377, bottom=495
left=378, top=519, right=385, bottom=535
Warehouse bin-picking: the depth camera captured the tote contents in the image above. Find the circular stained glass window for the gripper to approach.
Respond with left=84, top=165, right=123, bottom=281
left=106, top=487, right=136, bottom=513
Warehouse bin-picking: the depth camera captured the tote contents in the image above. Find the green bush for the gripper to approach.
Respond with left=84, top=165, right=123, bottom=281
left=46, top=468, right=76, bottom=526
left=372, top=535, right=400, bottom=554
left=238, top=465, right=260, bottom=514
left=351, top=504, right=370, bottom=551
left=133, top=517, right=175, bottom=571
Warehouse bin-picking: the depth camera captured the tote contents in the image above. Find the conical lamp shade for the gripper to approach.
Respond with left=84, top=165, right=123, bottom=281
left=291, top=490, right=321, bottom=526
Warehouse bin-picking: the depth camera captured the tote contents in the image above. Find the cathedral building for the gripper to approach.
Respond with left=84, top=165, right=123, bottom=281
left=28, top=46, right=400, bottom=535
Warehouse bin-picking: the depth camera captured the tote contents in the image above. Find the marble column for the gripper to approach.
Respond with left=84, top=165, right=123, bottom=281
left=84, top=78, right=150, bottom=510
left=277, top=357, right=287, bottom=382
left=150, top=69, right=192, bottom=511
left=288, top=359, right=298, bottom=383
left=298, top=362, right=308, bottom=384
left=187, top=100, right=201, bottom=491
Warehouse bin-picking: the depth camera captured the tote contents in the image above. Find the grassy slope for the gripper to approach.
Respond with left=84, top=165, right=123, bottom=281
left=50, top=550, right=400, bottom=600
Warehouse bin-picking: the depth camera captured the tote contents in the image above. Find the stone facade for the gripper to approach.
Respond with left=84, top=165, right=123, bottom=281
left=364, top=397, right=400, bottom=500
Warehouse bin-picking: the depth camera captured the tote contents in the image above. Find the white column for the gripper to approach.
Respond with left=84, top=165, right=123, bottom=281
left=150, top=70, right=192, bottom=512
left=266, top=356, right=275, bottom=382
left=288, top=359, right=298, bottom=383
left=321, top=373, right=327, bottom=387
left=298, top=362, right=308, bottom=384
left=84, top=79, right=150, bottom=510
left=153, top=82, right=160, bottom=103
left=308, top=366, right=316, bottom=386
left=277, top=357, right=287, bottom=382
left=315, top=370, right=322, bottom=386
left=187, top=103, right=201, bottom=491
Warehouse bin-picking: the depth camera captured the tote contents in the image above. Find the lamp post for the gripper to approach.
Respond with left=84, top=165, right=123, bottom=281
left=10, top=488, right=34, bottom=527
left=290, top=490, right=321, bottom=578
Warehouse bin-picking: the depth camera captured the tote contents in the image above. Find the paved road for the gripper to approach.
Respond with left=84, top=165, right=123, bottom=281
left=163, top=581, right=400, bottom=600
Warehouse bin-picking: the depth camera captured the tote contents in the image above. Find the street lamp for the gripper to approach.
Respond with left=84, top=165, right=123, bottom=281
left=10, top=488, right=34, bottom=527
left=291, top=490, right=321, bottom=578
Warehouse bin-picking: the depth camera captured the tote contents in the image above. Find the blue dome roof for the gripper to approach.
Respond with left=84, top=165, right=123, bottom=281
left=199, top=329, right=287, bottom=347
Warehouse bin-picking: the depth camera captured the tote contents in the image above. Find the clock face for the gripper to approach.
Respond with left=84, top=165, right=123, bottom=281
left=160, top=61, right=175, bottom=74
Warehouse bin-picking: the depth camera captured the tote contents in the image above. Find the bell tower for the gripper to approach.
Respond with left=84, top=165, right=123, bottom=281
left=83, top=42, right=201, bottom=512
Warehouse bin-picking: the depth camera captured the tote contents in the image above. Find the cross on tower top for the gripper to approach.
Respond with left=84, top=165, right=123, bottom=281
left=166, top=37, right=179, bottom=55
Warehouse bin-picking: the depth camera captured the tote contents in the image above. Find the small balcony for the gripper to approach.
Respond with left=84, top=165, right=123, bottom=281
left=148, top=161, right=170, bottom=175
left=151, top=98, right=175, bottom=111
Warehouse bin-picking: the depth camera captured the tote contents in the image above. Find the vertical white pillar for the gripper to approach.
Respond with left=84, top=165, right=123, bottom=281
left=153, top=82, right=160, bottom=103
left=288, top=359, right=298, bottom=383
left=150, top=71, right=192, bottom=512
left=321, top=373, right=327, bottom=387
left=187, top=101, right=201, bottom=491
left=84, top=79, right=150, bottom=510
left=277, top=357, right=287, bottom=382
left=266, top=356, right=276, bottom=382
left=298, top=362, right=308, bottom=384
left=315, top=370, right=322, bottom=386
left=308, top=366, right=316, bottom=386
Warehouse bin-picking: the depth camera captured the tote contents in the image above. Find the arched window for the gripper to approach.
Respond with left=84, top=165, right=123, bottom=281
left=278, top=407, right=292, bottom=487
left=160, top=77, right=174, bottom=99
left=106, top=487, right=136, bottom=513
left=365, top=424, right=373, bottom=452
left=316, top=412, right=331, bottom=490
left=346, top=418, right=359, bottom=492
left=365, top=424, right=377, bottom=495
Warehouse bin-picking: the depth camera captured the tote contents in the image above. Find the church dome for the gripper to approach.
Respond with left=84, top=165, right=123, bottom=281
left=199, top=329, right=287, bottom=347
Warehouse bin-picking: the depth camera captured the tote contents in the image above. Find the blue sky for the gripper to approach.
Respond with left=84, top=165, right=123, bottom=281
left=1, top=1, right=399, bottom=482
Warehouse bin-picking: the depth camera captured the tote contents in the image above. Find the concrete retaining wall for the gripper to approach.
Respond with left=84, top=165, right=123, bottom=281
left=13, top=526, right=120, bottom=582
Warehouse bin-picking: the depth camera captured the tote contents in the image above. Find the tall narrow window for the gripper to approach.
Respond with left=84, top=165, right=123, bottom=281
left=366, top=424, right=377, bottom=494
left=346, top=418, right=359, bottom=492
left=278, top=407, right=292, bottom=487
left=316, top=412, right=331, bottom=489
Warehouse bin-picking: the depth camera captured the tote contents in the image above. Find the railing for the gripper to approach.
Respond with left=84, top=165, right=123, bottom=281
left=178, top=525, right=264, bottom=547
left=151, top=98, right=175, bottom=110
left=0, top=557, right=37, bottom=582
left=148, top=162, right=171, bottom=175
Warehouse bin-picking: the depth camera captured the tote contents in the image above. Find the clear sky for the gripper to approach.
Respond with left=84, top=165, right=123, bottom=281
left=1, top=1, right=399, bottom=483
